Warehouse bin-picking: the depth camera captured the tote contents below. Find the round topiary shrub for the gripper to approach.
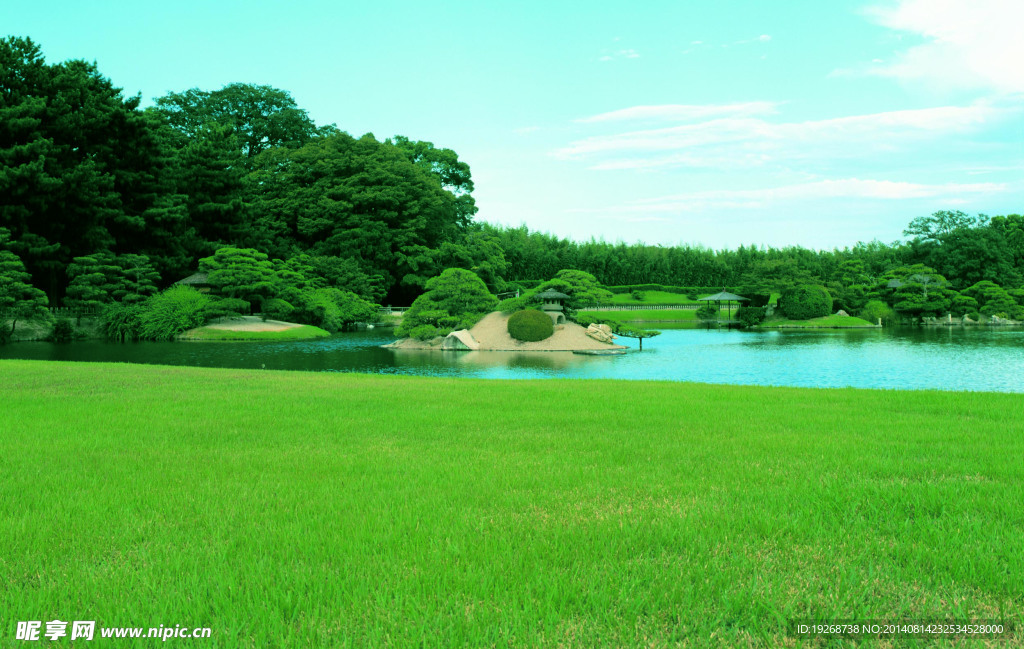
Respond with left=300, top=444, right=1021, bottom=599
left=779, top=285, right=833, bottom=320
left=507, top=308, right=554, bottom=342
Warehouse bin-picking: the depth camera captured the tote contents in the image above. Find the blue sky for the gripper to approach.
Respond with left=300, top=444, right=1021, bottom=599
left=7, top=0, right=1023, bottom=249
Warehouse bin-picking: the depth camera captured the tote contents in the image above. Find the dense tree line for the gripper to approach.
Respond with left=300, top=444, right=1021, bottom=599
left=2, top=37, right=1022, bottom=329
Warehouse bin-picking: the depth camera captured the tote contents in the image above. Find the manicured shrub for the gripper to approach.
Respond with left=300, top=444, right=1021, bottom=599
left=695, top=305, right=719, bottom=320
left=409, top=324, right=441, bottom=341
left=735, top=306, right=766, bottom=328
left=397, top=269, right=496, bottom=337
left=507, top=308, right=554, bottom=342
left=138, top=286, right=210, bottom=341
left=203, top=297, right=250, bottom=321
left=262, top=298, right=294, bottom=322
left=779, top=285, right=832, bottom=320
left=630, top=290, right=645, bottom=301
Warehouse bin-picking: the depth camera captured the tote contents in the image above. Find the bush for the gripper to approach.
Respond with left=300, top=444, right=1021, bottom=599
left=859, top=299, right=895, bottom=326
left=49, top=318, right=76, bottom=342
left=779, top=285, right=832, bottom=320
left=202, top=297, right=250, bottom=321
left=262, top=298, right=294, bottom=322
left=99, top=303, right=143, bottom=341
left=735, top=306, right=766, bottom=328
left=630, top=290, right=645, bottom=301
left=139, top=286, right=210, bottom=341
left=695, top=305, right=719, bottom=320
left=507, top=308, right=554, bottom=342
left=409, top=324, right=441, bottom=341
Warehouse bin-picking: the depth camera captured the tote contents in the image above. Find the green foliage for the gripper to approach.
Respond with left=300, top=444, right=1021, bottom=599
left=202, top=297, right=250, bottom=321
left=963, top=281, right=1023, bottom=318
left=138, top=286, right=211, bottom=341
left=153, top=83, right=322, bottom=160
left=889, top=270, right=952, bottom=319
left=65, top=252, right=161, bottom=310
left=859, top=300, right=895, bottom=326
left=98, top=303, right=144, bottom=341
left=779, top=285, right=833, bottom=320
left=291, top=288, right=378, bottom=333
left=246, top=133, right=463, bottom=300
left=408, top=324, right=441, bottom=341
left=262, top=298, right=295, bottom=322
left=199, top=247, right=275, bottom=309
left=695, top=305, right=719, bottom=320
left=398, top=269, right=496, bottom=337
left=630, top=290, right=645, bottom=301
left=542, top=270, right=612, bottom=310
left=0, top=229, right=50, bottom=335
left=48, top=318, right=76, bottom=342
left=0, top=37, right=188, bottom=292
left=506, top=309, right=554, bottom=342
left=611, top=324, right=661, bottom=349
left=735, top=306, right=767, bottom=328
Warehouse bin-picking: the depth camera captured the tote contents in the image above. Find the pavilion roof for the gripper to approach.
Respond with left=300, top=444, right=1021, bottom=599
left=698, top=291, right=749, bottom=302
left=535, top=289, right=570, bottom=299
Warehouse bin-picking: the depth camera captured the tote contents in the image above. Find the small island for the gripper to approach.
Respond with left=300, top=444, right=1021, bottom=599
left=384, top=269, right=635, bottom=353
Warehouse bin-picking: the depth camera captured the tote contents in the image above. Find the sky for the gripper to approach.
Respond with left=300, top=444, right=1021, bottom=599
left=6, top=0, right=1023, bottom=250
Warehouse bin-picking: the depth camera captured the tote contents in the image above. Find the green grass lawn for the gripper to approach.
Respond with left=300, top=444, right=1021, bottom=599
left=2, top=360, right=1022, bottom=647
left=760, top=314, right=878, bottom=328
left=579, top=309, right=699, bottom=322
left=177, top=324, right=331, bottom=341
left=605, top=291, right=699, bottom=305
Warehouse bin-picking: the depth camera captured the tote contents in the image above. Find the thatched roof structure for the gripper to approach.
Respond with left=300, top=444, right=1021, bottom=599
left=175, top=272, right=210, bottom=286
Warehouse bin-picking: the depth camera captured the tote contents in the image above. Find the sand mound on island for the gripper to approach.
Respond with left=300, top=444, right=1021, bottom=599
left=385, top=311, right=627, bottom=352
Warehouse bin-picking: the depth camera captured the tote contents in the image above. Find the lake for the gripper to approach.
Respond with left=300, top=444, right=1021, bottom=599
left=3, top=325, right=1024, bottom=393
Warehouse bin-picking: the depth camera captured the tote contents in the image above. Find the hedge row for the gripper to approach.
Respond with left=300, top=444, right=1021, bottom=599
left=605, top=284, right=748, bottom=295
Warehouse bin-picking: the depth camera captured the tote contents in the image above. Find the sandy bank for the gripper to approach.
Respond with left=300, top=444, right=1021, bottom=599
left=384, top=311, right=628, bottom=352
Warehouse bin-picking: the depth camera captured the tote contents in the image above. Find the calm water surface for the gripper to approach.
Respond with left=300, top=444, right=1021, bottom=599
left=3, top=325, right=1023, bottom=392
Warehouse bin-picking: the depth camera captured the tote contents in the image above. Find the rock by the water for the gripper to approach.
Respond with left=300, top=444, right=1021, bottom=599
left=585, top=323, right=615, bottom=343
left=442, top=329, right=480, bottom=350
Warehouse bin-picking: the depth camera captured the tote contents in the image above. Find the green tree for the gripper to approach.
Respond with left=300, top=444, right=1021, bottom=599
left=198, top=247, right=275, bottom=311
left=246, top=133, right=462, bottom=302
left=65, top=253, right=122, bottom=312
left=397, top=269, right=497, bottom=337
left=963, top=281, right=1022, bottom=318
left=0, top=37, right=185, bottom=298
left=904, top=210, right=987, bottom=243
left=390, top=135, right=477, bottom=228
left=612, top=324, right=661, bottom=350
left=153, top=83, right=325, bottom=160
left=0, top=229, right=50, bottom=338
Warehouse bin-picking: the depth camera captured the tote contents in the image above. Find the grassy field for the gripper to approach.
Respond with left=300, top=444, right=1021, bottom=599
left=760, top=315, right=878, bottom=328
left=2, top=361, right=1022, bottom=647
left=579, top=309, right=700, bottom=322
left=177, top=324, right=331, bottom=341
left=605, top=291, right=699, bottom=305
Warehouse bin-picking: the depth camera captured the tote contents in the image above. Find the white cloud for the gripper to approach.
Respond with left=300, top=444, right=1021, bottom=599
left=599, top=48, right=640, bottom=62
left=585, top=179, right=1006, bottom=214
left=554, top=102, right=1008, bottom=166
left=576, top=101, right=780, bottom=124
left=859, top=0, right=1024, bottom=94
left=734, top=34, right=772, bottom=45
